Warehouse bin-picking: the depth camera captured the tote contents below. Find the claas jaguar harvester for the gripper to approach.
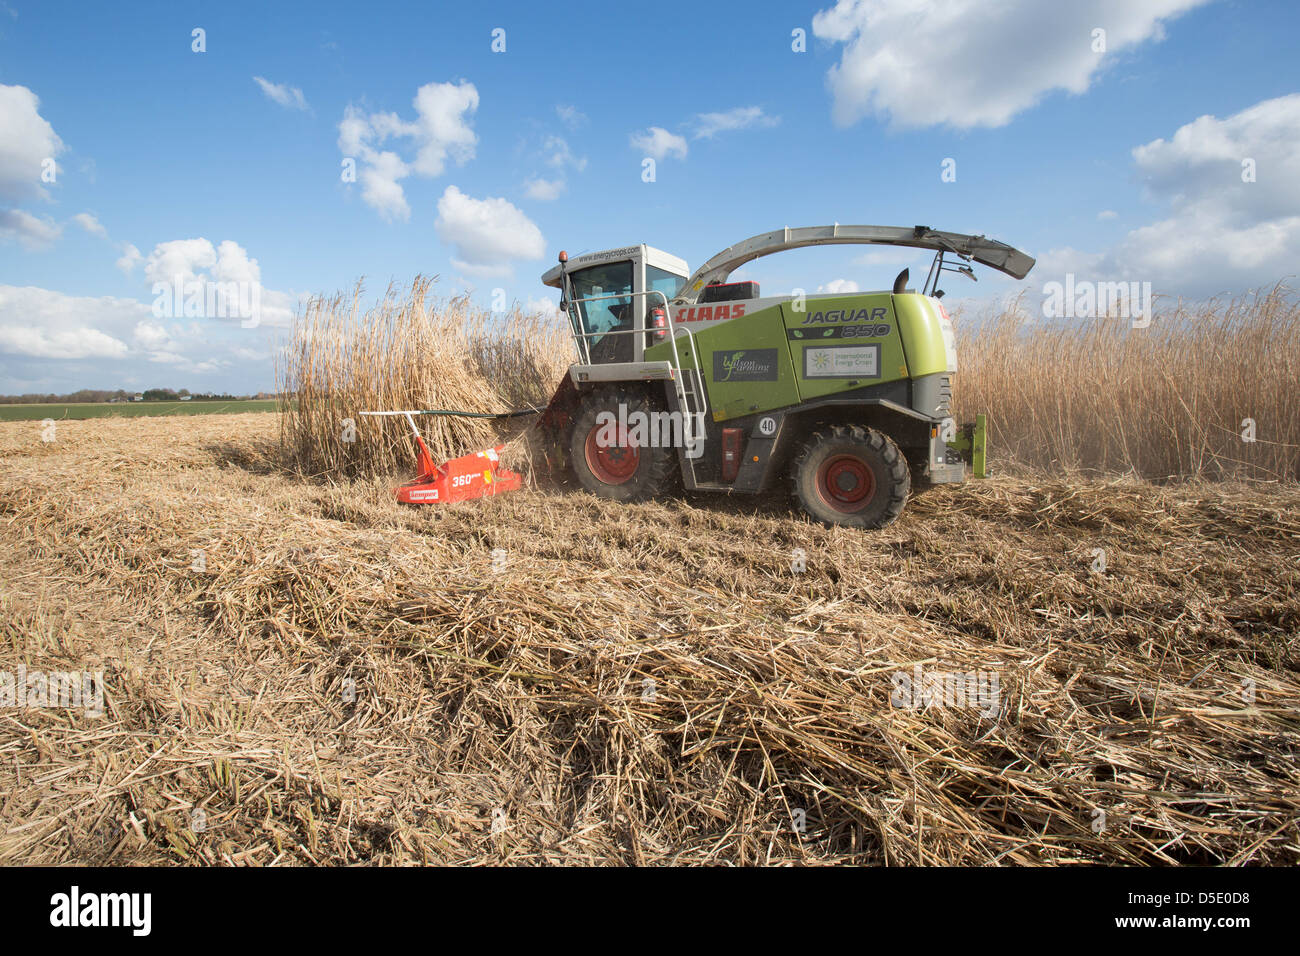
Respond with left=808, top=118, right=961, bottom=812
left=371, top=225, right=1033, bottom=529
left=535, top=225, right=1034, bottom=528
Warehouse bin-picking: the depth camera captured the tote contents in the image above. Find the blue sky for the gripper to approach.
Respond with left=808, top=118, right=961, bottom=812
left=2, top=0, right=1298, bottom=394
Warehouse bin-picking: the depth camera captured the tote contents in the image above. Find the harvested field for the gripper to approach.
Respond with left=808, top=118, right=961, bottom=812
left=1, top=412, right=1297, bottom=865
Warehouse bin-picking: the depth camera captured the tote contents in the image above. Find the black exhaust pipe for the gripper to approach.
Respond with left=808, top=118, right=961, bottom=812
left=892, top=267, right=909, bottom=294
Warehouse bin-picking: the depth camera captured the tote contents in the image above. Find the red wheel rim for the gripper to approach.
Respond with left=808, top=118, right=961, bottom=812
left=816, top=454, right=875, bottom=513
left=584, top=423, right=640, bottom=485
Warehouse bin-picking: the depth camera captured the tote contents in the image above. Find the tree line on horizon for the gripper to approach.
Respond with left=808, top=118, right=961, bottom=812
left=0, top=388, right=281, bottom=404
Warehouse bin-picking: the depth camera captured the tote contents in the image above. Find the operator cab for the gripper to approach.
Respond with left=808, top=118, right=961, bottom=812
left=542, top=244, right=688, bottom=364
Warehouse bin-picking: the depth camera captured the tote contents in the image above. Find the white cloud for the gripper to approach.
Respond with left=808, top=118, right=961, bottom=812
left=524, top=295, right=560, bottom=316
left=1130, top=94, right=1300, bottom=223
left=1097, top=209, right=1119, bottom=221
left=693, top=106, right=780, bottom=139
left=543, top=135, right=587, bottom=172
left=524, top=177, right=564, bottom=201
left=817, top=279, right=860, bottom=294
left=358, top=150, right=411, bottom=221
left=132, top=320, right=172, bottom=351
left=116, top=242, right=142, bottom=274
left=522, top=135, right=585, bottom=201
left=142, top=238, right=296, bottom=327
left=409, top=81, right=480, bottom=176
left=556, top=105, right=587, bottom=130
left=435, top=186, right=545, bottom=277
left=0, top=84, right=64, bottom=201
left=852, top=248, right=924, bottom=266
left=0, top=285, right=141, bottom=359
left=253, top=76, right=310, bottom=112
left=144, top=238, right=217, bottom=285
left=338, top=81, right=479, bottom=221
left=72, top=212, right=107, bottom=237
left=0, top=279, right=294, bottom=390
left=812, top=0, right=1209, bottom=129
left=0, top=208, right=61, bottom=247
left=0, top=325, right=129, bottom=360
left=1036, top=94, right=1300, bottom=295
left=630, top=126, right=688, bottom=161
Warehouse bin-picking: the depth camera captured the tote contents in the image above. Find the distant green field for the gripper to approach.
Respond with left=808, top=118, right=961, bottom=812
left=0, top=400, right=280, bottom=422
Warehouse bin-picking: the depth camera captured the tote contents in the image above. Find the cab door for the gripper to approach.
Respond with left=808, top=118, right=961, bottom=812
left=568, top=260, right=635, bottom=364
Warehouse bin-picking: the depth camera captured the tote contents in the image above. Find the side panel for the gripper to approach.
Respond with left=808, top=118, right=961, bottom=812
left=645, top=304, right=801, bottom=421
left=782, top=294, right=909, bottom=400
left=891, top=293, right=953, bottom=378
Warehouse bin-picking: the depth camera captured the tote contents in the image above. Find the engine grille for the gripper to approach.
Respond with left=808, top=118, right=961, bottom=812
left=936, top=375, right=952, bottom=417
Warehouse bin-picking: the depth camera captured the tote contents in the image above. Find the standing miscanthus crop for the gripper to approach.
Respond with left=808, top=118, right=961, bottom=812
left=277, top=276, right=572, bottom=478
left=952, top=283, right=1300, bottom=480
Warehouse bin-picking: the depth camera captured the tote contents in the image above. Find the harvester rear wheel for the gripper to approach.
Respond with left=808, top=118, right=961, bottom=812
left=568, top=386, right=674, bottom=503
left=790, top=425, right=910, bottom=528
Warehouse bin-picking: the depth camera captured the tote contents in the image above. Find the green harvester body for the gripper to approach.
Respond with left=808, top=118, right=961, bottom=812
left=538, top=225, right=1028, bottom=526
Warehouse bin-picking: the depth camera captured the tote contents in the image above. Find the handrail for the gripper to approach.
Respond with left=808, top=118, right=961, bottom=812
left=563, top=288, right=709, bottom=422
left=564, top=289, right=692, bottom=380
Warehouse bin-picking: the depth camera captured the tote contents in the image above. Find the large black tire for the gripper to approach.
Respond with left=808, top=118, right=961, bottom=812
left=568, top=385, right=675, bottom=502
left=789, top=425, right=911, bottom=528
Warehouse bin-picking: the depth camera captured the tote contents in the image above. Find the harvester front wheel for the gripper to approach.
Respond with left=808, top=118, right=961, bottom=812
left=568, top=386, right=674, bottom=503
left=790, top=425, right=910, bottom=529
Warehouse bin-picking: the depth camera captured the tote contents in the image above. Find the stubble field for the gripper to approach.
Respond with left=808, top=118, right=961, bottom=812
left=1, top=412, right=1296, bottom=865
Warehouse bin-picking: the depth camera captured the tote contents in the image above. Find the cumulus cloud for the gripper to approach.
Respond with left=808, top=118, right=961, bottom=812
left=693, top=106, right=780, bottom=139
left=142, top=238, right=297, bottom=327
left=812, top=0, right=1209, bottom=129
left=0, top=208, right=61, bottom=247
left=524, top=295, right=560, bottom=316
left=524, top=177, right=564, bottom=201
left=543, top=135, right=587, bottom=172
left=0, top=83, right=64, bottom=201
left=556, top=104, right=587, bottom=130
left=521, top=134, right=585, bottom=200
left=630, top=126, right=688, bottom=161
left=143, top=238, right=217, bottom=286
left=132, top=319, right=172, bottom=351
left=253, top=76, right=310, bottom=112
left=338, top=81, right=479, bottom=221
left=0, top=257, right=302, bottom=388
left=0, top=285, right=141, bottom=359
left=435, top=186, right=545, bottom=277
left=817, top=279, right=860, bottom=294
left=1037, top=94, right=1300, bottom=296
left=116, top=242, right=142, bottom=274
left=72, top=212, right=107, bottom=237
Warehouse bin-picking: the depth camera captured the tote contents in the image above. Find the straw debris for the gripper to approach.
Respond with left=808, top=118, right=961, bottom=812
left=1, top=413, right=1296, bottom=865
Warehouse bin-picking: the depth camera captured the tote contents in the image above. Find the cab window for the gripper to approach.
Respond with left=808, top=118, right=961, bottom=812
left=646, top=265, right=684, bottom=306
left=569, top=261, right=633, bottom=341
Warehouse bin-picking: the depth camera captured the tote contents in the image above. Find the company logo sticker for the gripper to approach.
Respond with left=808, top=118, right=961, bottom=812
left=803, top=344, right=880, bottom=379
left=713, top=348, right=779, bottom=382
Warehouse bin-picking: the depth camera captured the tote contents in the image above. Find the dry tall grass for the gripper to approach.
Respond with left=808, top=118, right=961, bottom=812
left=952, top=284, right=1300, bottom=480
left=277, top=277, right=570, bottom=477
left=279, top=275, right=1300, bottom=484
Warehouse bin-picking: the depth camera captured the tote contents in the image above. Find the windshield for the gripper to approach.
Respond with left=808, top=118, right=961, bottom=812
left=569, top=261, right=633, bottom=342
